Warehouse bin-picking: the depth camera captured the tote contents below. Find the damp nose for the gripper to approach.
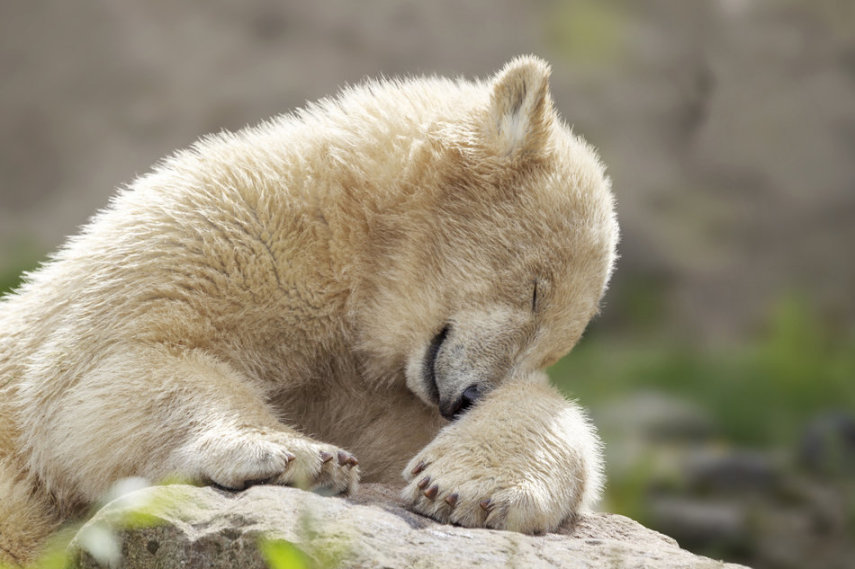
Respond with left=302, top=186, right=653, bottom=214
left=441, top=384, right=484, bottom=420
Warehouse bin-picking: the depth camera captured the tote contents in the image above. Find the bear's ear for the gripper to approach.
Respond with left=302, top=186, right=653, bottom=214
left=484, top=55, right=553, bottom=159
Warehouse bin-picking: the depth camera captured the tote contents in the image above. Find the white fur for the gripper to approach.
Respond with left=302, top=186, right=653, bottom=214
left=0, top=55, right=618, bottom=565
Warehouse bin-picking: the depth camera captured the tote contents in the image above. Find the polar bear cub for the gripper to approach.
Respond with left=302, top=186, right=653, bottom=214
left=0, top=55, right=618, bottom=565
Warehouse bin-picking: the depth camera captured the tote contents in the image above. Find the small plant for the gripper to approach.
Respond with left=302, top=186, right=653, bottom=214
left=260, top=539, right=314, bottom=569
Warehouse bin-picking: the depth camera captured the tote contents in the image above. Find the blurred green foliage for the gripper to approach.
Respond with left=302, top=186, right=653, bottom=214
left=260, top=539, right=313, bottom=569
left=551, top=294, right=855, bottom=448
left=551, top=290, right=855, bottom=567
left=260, top=501, right=352, bottom=569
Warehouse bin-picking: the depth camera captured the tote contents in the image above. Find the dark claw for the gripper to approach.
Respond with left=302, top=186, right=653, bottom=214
left=285, top=452, right=296, bottom=463
left=424, top=484, right=439, bottom=500
left=479, top=498, right=493, bottom=512
left=320, top=451, right=333, bottom=463
left=417, top=476, right=431, bottom=490
left=411, top=461, right=427, bottom=476
left=444, top=493, right=459, bottom=508
left=335, top=450, right=359, bottom=467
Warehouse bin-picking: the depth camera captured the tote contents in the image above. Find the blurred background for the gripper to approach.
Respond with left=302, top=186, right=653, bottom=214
left=1, top=0, right=853, bottom=567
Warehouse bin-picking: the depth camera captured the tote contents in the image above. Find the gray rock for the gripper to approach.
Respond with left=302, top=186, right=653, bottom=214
left=799, top=412, right=855, bottom=476
left=647, top=496, right=748, bottom=549
left=685, top=449, right=782, bottom=492
left=67, top=483, right=749, bottom=569
left=597, top=391, right=716, bottom=444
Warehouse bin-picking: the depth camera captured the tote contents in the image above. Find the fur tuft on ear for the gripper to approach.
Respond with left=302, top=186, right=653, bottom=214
left=486, top=55, right=553, bottom=158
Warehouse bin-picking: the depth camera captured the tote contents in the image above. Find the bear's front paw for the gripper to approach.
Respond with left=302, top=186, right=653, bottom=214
left=176, top=429, right=359, bottom=494
left=402, top=440, right=571, bottom=533
left=401, top=380, right=603, bottom=533
left=278, top=437, right=360, bottom=495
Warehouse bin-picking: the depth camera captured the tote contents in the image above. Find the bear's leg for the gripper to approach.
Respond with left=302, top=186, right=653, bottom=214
left=401, top=374, right=603, bottom=533
left=0, top=460, right=61, bottom=568
left=20, top=346, right=359, bottom=507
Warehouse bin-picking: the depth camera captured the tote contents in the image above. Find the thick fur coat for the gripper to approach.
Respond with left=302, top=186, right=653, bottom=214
left=0, top=56, right=618, bottom=565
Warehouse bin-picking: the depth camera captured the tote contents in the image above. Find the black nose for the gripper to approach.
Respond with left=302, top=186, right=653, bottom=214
left=443, top=384, right=483, bottom=420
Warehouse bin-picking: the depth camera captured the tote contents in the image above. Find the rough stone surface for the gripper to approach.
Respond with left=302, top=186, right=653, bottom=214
left=67, top=483, right=749, bottom=569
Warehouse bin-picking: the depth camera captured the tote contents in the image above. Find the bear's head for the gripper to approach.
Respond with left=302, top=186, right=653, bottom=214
left=358, top=56, right=618, bottom=420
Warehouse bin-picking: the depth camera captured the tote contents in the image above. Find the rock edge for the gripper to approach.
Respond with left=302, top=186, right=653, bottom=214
left=67, top=483, right=749, bottom=569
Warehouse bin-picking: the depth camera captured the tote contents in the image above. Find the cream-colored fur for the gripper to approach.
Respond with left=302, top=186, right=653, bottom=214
left=0, top=56, right=618, bottom=565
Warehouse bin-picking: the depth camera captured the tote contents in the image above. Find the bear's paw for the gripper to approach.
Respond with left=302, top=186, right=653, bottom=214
left=175, top=429, right=359, bottom=495
left=401, top=438, right=577, bottom=534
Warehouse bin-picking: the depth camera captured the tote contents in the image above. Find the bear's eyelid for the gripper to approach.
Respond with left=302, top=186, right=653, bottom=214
left=531, top=279, right=538, bottom=312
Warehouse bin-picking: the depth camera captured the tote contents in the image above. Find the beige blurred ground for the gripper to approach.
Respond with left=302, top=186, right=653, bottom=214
left=2, top=0, right=854, bottom=343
